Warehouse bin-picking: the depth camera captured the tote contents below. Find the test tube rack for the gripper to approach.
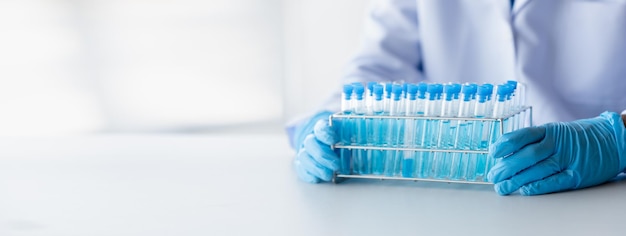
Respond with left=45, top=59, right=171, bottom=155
left=329, top=106, right=532, bottom=184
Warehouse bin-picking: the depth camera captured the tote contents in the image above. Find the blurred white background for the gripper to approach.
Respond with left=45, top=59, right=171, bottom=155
left=0, top=0, right=369, bottom=135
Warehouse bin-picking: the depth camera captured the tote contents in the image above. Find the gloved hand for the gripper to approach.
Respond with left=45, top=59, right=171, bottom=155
left=292, top=112, right=340, bottom=183
left=487, top=111, right=626, bottom=196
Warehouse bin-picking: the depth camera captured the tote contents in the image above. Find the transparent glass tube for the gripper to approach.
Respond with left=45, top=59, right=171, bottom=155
left=469, top=91, right=490, bottom=181
left=451, top=90, right=474, bottom=180
left=487, top=86, right=508, bottom=177
left=383, top=85, right=403, bottom=176
left=433, top=87, right=455, bottom=179
left=402, top=85, right=418, bottom=178
left=339, top=85, right=353, bottom=174
left=353, top=96, right=368, bottom=174
left=418, top=85, right=440, bottom=178
left=371, top=85, right=385, bottom=175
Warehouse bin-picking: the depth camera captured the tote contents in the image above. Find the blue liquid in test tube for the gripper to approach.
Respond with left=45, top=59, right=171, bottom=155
left=384, top=84, right=404, bottom=176
left=433, top=84, right=459, bottom=179
left=402, top=83, right=419, bottom=178
left=365, top=82, right=378, bottom=168
left=371, top=84, right=385, bottom=175
left=339, top=84, right=354, bottom=174
left=352, top=83, right=368, bottom=174
left=379, top=83, right=393, bottom=175
left=418, top=84, right=442, bottom=178
left=450, top=84, right=476, bottom=180
left=469, top=84, right=493, bottom=181
left=412, top=83, right=427, bottom=177
left=485, top=84, right=511, bottom=179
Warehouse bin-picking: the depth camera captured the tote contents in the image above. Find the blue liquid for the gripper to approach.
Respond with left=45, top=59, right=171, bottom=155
left=482, top=118, right=510, bottom=178
left=474, top=120, right=492, bottom=179
left=353, top=117, right=369, bottom=174
left=338, top=118, right=352, bottom=174
left=414, top=118, right=424, bottom=147
left=449, top=152, right=465, bottom=180
left=467, top=120, right=490, bottom=181
left=365, top=118, right=375, bottom=174
left=418, top=119, right=439, bottom=178
left=466, top=153, right=478, bottom=181
left=475, top=141, right=488, bottom=179
left=433, top=120, right=457, bottom=179
left=384, top=118, right=401, bottom=176
left=339, top=149, right=351, bottom=175
left=401, top=118, right=418, bottom=178
left=371, top=118, right=385, bottom=175
left=412, top=119, right=424, bottom=177
left=450, top=122, right=473, bottom=180
left=402, top=156, right=415, bottom=177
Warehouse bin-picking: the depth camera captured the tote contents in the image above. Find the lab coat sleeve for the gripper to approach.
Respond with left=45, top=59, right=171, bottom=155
left=286, top=0, right=423, bottom=149
left=622, top=110, right=626, bottom=173
left=342, top=0, right=423, bottom=83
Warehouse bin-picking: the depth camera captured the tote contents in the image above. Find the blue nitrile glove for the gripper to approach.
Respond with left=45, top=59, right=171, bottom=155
left=488, top=111, right=626, bottom=196
left=292, top=112, right=340, bottom=183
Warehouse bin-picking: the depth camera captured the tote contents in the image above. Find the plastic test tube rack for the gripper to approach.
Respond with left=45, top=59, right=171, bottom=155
left=329, top=106, right=533, bottom=184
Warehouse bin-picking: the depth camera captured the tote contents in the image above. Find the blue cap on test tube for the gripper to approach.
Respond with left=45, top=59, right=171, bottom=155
left=483, top=83, right=494, bottom=99
left=506, top=80, right=518, bottom=90
left=402, top=83, right=408, bottom=99
left=435, top=84, right=444, bottom=100
left=468, top=83, right=478, bottom=99
left=507, top=84, right=515, bottom=100
left=477, top=85, right=491, bottom=103
left=392, top=84, right=403, bottom=101
left=385, top=83, right=393, bottom=99
left=452, top=83, right=461, bottom=100
left=427, top=84, right=440, bottom=100
left=444, top=84, right=456, bottom=101
left=354, top=84, right=365, bottom=100
left=418, top=82, right=428, bottom=99
left=367, top=81, right=377, bottom=96
left=373, top=84, right=384, bottom=101
left=496, top=84, right=508, bottom=102
left=343, top=84, right=354, bottom=99
left=407, top=83, right=418, bottom=100
left=461, top=84, right=475, bottom=101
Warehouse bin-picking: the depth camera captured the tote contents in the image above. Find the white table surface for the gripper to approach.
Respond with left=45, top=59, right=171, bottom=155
left=0, top=134, right=625, bottom=236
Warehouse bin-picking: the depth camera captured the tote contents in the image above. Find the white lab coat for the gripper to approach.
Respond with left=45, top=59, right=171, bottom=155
left=340, top=0, right=626, bottom=125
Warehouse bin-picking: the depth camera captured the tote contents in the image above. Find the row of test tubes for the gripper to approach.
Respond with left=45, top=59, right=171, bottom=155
left=333, top=81, right=529, bottom=182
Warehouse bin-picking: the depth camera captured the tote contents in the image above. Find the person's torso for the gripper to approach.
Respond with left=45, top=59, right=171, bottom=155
left=413, top=0, right=626, bottom=124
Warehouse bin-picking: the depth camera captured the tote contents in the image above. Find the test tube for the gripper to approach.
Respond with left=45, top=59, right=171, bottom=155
left=483, top=83, right=494, bottom=119
left=418, top=83, right=442, bottom=178
left=384, top=84, right=403, bottom=176
left=469, top=85, right=492, bottom=181
left=485, top=84, right=510, bottom=177
left=439, top=84, right=458, bottom=147
left=506, top=80, right=520, bottom=110
left=384, top=82, right=393, bottom=112
left=339, top=84, right=354, bottom=174
left=380, top=82, right=393, bottom=175
left=416, top=82, right=428, bottom=117
left=412, top=82, right=427, bottom=177
left=365, top=81, right=378, bottom=172
left=433, top=84, right=457, bottom=179
left=510, top=80, right=528, bottom=128
left=352, top=83, right=368, bottom=174
left=402, top=83, right=419, bottom=178
left=450, top=84, right=476, bottom=180
left=371, top=84, right=385, bottom=175
left=451, top=83, right=461, bottom=115
left=366, top=81, right=377, bottom=109
left=398, top=83, right=408, bottom=147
